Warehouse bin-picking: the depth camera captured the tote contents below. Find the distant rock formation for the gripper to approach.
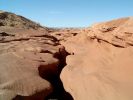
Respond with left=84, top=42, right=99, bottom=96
left=0, top=11, right=47, bottom=30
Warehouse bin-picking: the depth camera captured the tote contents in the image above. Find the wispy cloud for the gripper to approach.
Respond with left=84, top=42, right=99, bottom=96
left=48, top=11, right=63, bottom=14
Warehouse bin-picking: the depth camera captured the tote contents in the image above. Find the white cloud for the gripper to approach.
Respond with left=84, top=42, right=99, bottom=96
left=48, top=11, right=63, bottom=14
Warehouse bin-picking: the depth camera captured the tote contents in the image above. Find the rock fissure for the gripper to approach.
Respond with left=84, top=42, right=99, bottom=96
left=42, top=46, right=74, bottom=100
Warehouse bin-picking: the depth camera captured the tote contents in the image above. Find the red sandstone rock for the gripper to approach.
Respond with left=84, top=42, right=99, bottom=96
left=61, top=17, right=133, bottom=100
left=0, top=11, right=64, bottom=100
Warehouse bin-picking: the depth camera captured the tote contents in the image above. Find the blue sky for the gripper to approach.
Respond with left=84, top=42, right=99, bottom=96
left=0, top=0, right=133, bottom=27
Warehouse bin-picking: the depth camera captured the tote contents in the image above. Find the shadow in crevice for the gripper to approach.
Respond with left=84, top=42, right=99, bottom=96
left=13, top=90, right=49, bottom=100
left=39, top=46, right=74, bottom=100
left=44, top=74, right=73, bottom=100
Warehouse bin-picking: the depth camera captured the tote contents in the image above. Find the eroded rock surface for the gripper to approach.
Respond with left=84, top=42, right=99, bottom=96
left=50, top=28, right=81, bottom=42
left=0, top=29, right=64, bottom=100
left=0, top=11, right=67, bottom=100
left=61, top=17, right=133, bottom=100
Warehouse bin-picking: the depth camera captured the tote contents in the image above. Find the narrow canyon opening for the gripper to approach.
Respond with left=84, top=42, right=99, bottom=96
left=40, top=46, right=74, bottom=100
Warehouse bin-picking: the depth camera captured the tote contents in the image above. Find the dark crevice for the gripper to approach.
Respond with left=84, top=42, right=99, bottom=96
left=71, top=33, right=78, bottom=36
left=40, top=50, right=53, bottom=54
left=0, top=38, right=30, bottom=43
left=32, top=35, right=59, bottom=42
left=43, top=42, right=59, bottom=46
left=90, top=36, right=125, bottom=48
left=0, top=32, right=15, bottom=36
left=13, top=90, right=51, bottom=100
left=99, top=27, right=117, bottom=33
left=99, top=39, right=125, bottom=48
left=39, top=46, right=73, bottom=100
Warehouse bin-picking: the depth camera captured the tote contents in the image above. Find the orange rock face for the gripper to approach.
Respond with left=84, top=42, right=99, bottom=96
left=61, top=17, right=133, bottom=100
left=0, top=29, right=62, bottom=100
left=0, top=11, right=68, bottom=100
